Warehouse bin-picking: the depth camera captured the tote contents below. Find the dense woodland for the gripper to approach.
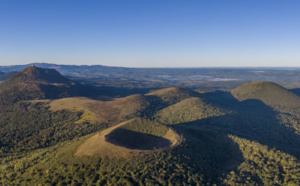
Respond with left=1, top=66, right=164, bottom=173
left=1, top=66, right=300, bottom=185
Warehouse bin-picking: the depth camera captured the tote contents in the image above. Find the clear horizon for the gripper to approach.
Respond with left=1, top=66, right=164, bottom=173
left=1, top=0, right=300, bottom=67
left=5, top=62, right=300, bottom=69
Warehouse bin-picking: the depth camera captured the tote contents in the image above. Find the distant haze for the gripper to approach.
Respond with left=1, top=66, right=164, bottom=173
left=1, top=0, right=300, bottom=67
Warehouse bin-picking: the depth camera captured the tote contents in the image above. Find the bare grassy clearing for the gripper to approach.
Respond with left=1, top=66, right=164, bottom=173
left=44, top=95, right=146, bottom=124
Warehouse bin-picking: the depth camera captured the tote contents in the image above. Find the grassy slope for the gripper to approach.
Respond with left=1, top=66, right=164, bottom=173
left=48, top=94, right=154, bottom=125
left=147, top=87, right=198, bottom=105
left=105, top=118, right=173, bottom=150
left=155, top=97, right=226, bottom=124
left=49, top=97, right=99, bottom=124
left=75, top=119, right=180, bottom=158
left=48, top=87, right=219, bottom=126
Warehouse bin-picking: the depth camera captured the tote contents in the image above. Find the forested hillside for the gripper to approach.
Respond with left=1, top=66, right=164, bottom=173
left=232, top=81, right=300, bottom=111
left=1, top=67, right=300, bottom=185
left=0, top=66, right=99, bottom=101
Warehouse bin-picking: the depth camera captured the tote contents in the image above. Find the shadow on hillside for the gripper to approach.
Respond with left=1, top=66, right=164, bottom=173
left=105, top=128, right=171, bottom=150
left=198, top=90, right=241, bottom=109
left=169, top=122, right=248, bottom=184
left=290, top=88, right=300, bottom=97
left=93, top=86, right=158, bottom=98
left=197, top=91, right=300, bottom=159
left=169, top=90, right=300, bottom=183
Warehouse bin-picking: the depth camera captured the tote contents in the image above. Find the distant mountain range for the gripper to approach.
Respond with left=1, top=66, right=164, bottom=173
left=2, top=63, right=300, bottom=91
left=0, top=63, right=108, bottom=72
left=0, top=63, right=130, bottom=78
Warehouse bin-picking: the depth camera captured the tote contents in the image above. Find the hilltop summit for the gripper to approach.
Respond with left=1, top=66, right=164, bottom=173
left=231, top=81, right=300, bottom=109
left=147, top=87, right=200, bottom=105
left=6, top=66, right=75, bottom=85
left=0, top=66, right=95, bottom=101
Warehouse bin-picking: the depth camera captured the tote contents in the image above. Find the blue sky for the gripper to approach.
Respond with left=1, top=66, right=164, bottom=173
left=0, top=0, right=300, bottom=67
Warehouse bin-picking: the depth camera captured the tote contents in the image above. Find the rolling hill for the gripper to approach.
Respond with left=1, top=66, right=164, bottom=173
left=47, top=87, right=227, bottom=126
left=231, top=81, right=300, bottom=110
left=147, top=87, right=199, bottom=105
left=2, top=67, right=300, bottom=185
left=48, top=94, right=157, bottom=125
left=155, top=97, right=226, bottom=124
